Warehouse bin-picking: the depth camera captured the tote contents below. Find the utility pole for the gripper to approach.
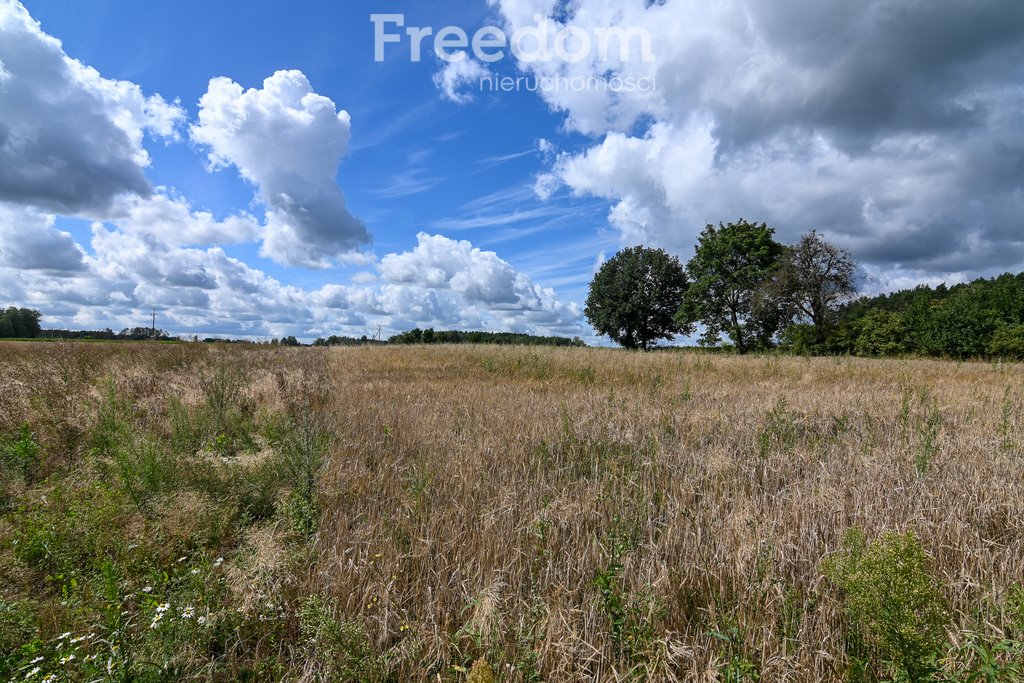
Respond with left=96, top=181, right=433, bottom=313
left=151, top=307, right=157, bottom=340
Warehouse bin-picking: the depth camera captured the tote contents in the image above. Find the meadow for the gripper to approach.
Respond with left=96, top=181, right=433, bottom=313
left=1, top=342, right=1022, bottom=681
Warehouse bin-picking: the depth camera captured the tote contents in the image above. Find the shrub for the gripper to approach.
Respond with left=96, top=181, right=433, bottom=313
left=822, top=529, right=950, bottom=681
left=854, top=310, right=909, bottom=357
left=988, top=324, right=1024, bottom=360
left=779, top=323, right=820, bottom=355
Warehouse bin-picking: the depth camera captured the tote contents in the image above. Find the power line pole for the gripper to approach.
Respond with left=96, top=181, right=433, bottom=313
left=151, top=307, right=157, bottom=340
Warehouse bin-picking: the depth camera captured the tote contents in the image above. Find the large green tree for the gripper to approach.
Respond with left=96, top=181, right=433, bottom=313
left=585, top=246, right=691, bottom=350
left=0, top=307, right=42, bottom=338
left=678, top=220, right=784, bottom=353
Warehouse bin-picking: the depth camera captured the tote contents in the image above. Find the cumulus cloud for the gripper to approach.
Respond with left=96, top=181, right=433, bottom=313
left=494, top=0, right=1024, bottom=278
left=380, top=232, right=581, bottom=328
left=0, top=204, right=86, bottom=272
left=0, top=3, right=579, bottom=339
left=433, top=53, right=490, bottom=104
left=190, top=70, right=370, bottom=268
left=0, top=221, right=581, bottom=338
left=111, top=193, right=262, bottom=246
left=0, top=0, right=183, bottom=215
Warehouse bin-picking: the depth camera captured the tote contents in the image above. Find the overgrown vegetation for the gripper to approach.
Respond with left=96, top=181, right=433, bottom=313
left=1, top=343, right=1022, bottom=680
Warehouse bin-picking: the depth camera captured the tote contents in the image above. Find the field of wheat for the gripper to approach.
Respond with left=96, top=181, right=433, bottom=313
left=1, top=342, right=1023, bottom=681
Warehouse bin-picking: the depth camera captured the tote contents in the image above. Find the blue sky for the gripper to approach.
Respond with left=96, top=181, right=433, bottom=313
left=2, top=0, right=1023, bottom=341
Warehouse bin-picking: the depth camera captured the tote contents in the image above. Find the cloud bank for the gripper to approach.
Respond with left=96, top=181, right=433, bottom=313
left=493, top=0, right=1024, bottom=289
left=0, top=1, right=581, bottom=339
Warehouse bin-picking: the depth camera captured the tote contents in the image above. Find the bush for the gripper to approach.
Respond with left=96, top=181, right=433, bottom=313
left=779, top=323, right=820, bottom=355
left=822, top=529, right=950, bottom=681
left=854, top=310, right=909, bottom=357
left=988, top=324, right=1024, bottom=360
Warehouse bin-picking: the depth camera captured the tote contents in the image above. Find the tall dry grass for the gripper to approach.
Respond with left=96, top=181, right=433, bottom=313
left=1, top=342, right=1022, bottom=681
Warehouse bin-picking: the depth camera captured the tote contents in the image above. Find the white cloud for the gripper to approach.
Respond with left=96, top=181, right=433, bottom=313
left=0, top=2, right=581, bottom=339
left=379, top=232, right=580, bottom=328
left=190, top=70, right=369, bottom=268
left=0, top=204, right=86, bottom=272
left=433, top=53, right=490, bottom=104
left=493, top=0, right=1024, bottom=275
left=110, top=192, right=262, bottom=246
left=0, top=0, right=183, bottom=215
left=0, top=221, right=582, bottom=339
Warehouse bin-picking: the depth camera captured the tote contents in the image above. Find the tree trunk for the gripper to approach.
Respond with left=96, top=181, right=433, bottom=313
left=731, top=308, right=746, bottom=353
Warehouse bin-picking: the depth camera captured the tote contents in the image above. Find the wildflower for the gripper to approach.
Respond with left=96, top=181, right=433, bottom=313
left=141, top=586, right=153, bottom=593
left=190, top=568, right=200, bottom=575
left=26, top=667, right=41, bottom=678
left=213, top=557, right=224, bottom=567
left=150, top=603, right=170, bottom=629
left=59, top=654, right=76, bottom=664
left=30, top=656, right=43, bottom=664
left=197, top=616, right=208, bottom=626
left=180, top=606, right=195, bottom=619
left=177, top=556, right=187, bottom=563
left=70, top=635, right=87, bottom=644
left=41, top=675, right=56, bottom=683
left=58, top=632, right=71, bottom=640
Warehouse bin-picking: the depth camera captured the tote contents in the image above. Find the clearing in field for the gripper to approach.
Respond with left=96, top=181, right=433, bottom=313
left=1, top=343, right=1023, bottom=681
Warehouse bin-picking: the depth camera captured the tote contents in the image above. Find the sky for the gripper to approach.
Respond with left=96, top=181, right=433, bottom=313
left=0, top=0, right=1022, bottom=342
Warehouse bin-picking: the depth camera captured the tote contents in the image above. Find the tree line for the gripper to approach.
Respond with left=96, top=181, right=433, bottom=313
left=817, top=273, right=1024, bottom=359
left=39, top=327, right=173, bottom=341
left=586, top=220, right=1024, bottom=359
left=386, top=328, right=585, bottom=347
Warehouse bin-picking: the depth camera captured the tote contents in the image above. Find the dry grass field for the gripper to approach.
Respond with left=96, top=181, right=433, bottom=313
left=1, top=342, right=1023, bottom=681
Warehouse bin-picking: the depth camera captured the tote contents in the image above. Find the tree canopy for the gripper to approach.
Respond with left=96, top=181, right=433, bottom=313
left=0, top=308, right=42, bottom=338
left=678, top=220, right=785, bottom=353
left=772, top=230, right=859, bottom=344
left=585, top=246, right=690, bottom=350
left=816, top=272, right=1024, bottom=359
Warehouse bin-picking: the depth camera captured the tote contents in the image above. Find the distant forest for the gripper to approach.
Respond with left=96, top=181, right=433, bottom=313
left=386, top=328, right=586, bottom=347
left=788, top=272, right=1024, bottom=359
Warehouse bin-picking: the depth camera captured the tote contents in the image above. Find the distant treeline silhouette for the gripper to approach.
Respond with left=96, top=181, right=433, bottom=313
left=36, top=327, right=174, bottom=341
left=308, top=328, right=585, bottom=347
left=387, top=328, right=585, bottom=347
